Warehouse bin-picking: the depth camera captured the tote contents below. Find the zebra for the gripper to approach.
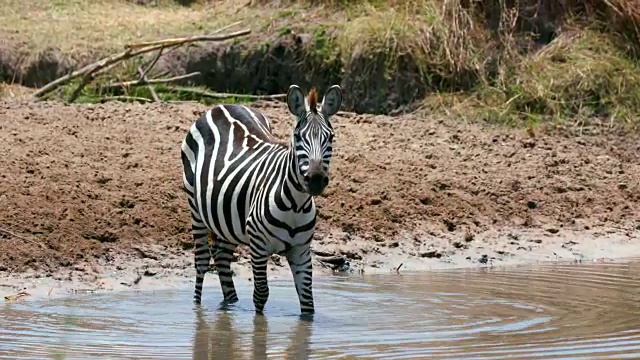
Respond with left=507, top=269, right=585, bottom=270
left=180, top=84, right=343, bottom=316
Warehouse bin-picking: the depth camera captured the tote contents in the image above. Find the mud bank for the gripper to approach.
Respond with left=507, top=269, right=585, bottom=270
left=1, top=98, right=640, bottom=296
left=2, top=228, right=639, bottom=301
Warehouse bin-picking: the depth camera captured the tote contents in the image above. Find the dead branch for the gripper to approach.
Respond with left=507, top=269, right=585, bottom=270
left=33, top=28, right=251, bottom=99
left=137, top=66, right=160, bottom=102
left=101, top=72, right=201, bottom=91
left=99, top=96, right=152, bottom=103
left=167, top=86, right=287, bottom=100
left=140, top=47, right=165, bottom=79
left=0, top=227, right=48, bottom=250
left=123, top=28, right=251, bottom=50
left=124, top=20, right=244, bottom=49
left=68, top=69, right=99, bottom=103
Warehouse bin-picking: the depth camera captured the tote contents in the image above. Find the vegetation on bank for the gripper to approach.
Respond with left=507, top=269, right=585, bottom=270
left=1, top=0, right=639, bottom=127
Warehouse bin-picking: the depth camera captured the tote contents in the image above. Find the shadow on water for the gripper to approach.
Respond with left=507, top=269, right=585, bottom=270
left=2, top=259, right=640, bottom=359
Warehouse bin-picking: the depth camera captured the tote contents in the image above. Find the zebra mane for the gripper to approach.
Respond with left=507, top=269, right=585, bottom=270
left=307, top=88, right=318, bottom=113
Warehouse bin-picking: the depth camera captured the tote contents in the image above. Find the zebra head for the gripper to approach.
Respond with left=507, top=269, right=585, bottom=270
left=286, top=84, right=343, bottom=197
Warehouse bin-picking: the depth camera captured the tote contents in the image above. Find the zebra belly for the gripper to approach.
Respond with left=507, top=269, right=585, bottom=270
left=196, top=183, right=250, bottom=247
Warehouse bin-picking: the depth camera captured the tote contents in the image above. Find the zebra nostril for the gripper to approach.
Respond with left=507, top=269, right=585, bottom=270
left=322, top=177, right=329, bottom=186
left=303, top=175, right=311, bottom=183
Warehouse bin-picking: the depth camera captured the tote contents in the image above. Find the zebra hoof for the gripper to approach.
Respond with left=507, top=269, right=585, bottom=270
left=299, top=313, right=314, bottom=322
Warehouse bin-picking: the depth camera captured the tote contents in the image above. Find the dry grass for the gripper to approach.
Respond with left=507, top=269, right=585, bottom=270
left=337, top=1, right=489, bottom=89
left=0, top=83, right=34, bottom=100
left=475, top=29, right=640, bottom=125
left=0, top=0, right=252, bottom=53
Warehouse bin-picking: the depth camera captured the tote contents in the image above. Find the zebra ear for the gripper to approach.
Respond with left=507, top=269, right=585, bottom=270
left=321, top=85, right=342, bottom=117
left=287, top=85, right=308, bottom=117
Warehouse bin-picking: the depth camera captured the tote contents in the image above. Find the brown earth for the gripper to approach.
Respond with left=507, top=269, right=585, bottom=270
left=1, top=98, right=640, bottom=293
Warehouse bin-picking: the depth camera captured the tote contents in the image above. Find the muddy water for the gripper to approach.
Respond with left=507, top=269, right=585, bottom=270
left=2, top=260, right=640, bottom=359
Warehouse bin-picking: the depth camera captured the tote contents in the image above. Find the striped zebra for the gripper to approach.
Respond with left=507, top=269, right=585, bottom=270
left=180, top=84, right=343, bottom=316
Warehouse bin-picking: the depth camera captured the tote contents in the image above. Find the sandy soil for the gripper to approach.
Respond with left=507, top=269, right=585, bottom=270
left=1, top=99, right=640, bottom=299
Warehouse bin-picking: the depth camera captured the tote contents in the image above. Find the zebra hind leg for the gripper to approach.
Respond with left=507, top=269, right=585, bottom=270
left=285, top=244, right=315, bottom=317
left=213, top=239, right=239, bottom=304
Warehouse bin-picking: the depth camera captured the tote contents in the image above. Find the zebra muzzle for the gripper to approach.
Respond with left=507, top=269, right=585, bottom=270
left=304, top=172, right=329, bottom=196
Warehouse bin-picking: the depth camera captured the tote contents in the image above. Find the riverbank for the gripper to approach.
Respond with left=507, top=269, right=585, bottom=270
left=1, top=98, right=639, bottom=300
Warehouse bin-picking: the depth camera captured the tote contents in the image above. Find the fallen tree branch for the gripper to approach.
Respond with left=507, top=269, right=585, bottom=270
left=68, top=68, right=100, bottom=103
left=124, top=21, right=244, bottom=49
left=140, top=47, right=165, bottom=79
left=167, top=86, right=287, bottom=100
left=99, top=96, right=153, bottom=103
left=33, top=28, right=251, bottom=99
left=101, top=72, right=201, bottom=91
left=137, top=66, right=160, bottom=102
left=123, top=28, right=251, bottom=50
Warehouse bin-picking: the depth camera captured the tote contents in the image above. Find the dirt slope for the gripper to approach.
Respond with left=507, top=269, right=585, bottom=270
left=1, top=99, right=639, bottom=277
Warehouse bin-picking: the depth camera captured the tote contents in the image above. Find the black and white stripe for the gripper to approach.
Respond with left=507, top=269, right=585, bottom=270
left=181, top=85, right=343, bottom=315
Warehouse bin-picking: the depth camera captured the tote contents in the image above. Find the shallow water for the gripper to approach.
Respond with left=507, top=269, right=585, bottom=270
left=2, top=260, right=640, bottom=359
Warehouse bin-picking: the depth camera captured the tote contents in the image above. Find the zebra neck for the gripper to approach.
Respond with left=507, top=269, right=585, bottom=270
left=281, top=146, right=312, bottom=212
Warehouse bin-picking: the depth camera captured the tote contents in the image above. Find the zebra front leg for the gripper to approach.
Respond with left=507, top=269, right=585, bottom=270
left=250, top=240, right=270, bottom=314
left=192, top=221, right=212, bottom=305
left=285, top=244, right=314, bottom=316
left=213, top=240, right=239, bottom=304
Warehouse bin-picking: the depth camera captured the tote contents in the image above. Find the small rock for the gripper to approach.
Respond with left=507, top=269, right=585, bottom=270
left=420, top=250, right=442, bottom=258
left=546, top=228, right=559, bottom=234
left=527, top=201, right=537, bottom=209
left=464, top=232, right=475, bottom=242
left=143, top=269, right=157, bottom=277
left=369, top=197, right=382, bottom=205
left=452, top=241, right=467, bottom=249
left=478, top=254, right=489, bottom=264
left=443, top=219, right=456, bottom=232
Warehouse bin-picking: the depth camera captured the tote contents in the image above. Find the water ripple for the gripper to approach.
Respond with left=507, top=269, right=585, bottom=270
left=1, top=260, right=640, bottom=359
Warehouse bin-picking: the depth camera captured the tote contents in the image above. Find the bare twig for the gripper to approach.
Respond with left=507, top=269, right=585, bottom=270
left=167, top=86, right=287, bottom=100
left=68, top=70, right=98, bottom=103
left=124, top=28, right=251, bottom=50
left=140, top=47, right=165, bottom=79
left=101, top=72, right=201, bottom=91
left=0, top=227, right=48, bottom=250
left=396, top=263, right=403, bottom=273
left=126, top=21, right=244, bottom=50
left=137, top=66, right=160, bottom=102
left=34, top=28, right=251, bottom=99
left=99, top=96, right=152, bottom=103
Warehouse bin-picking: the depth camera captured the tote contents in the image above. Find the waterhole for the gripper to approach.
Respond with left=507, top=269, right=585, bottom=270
left=2, top=260, right=640, bottom=359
